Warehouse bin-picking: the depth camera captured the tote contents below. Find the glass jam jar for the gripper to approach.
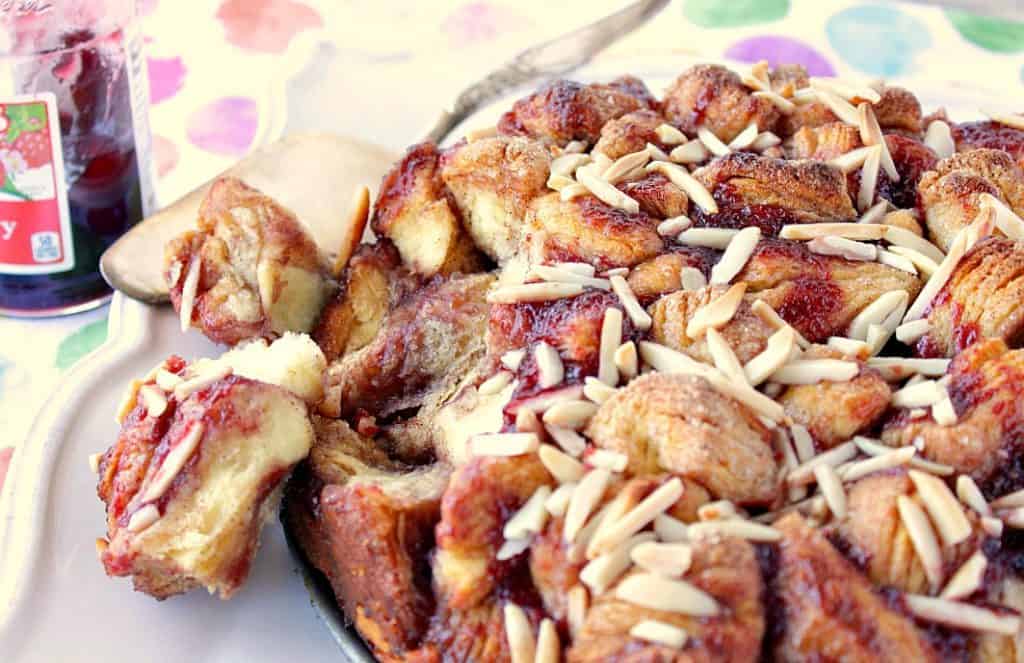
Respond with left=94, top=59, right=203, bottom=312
left=0, top=0, right=154, bottom=316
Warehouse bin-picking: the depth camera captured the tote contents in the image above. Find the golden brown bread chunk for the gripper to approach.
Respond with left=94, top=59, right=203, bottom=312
left=567, top=537, right=765, bottom=663
left=98, top=367, right=312, bottom=599
left=917, top=237, right=1024, bottom=357
left=663, top=64, right=780, bottom=143
left=771, top=513, right=941, bottom=662
left=788, top=121, right=863, bottom=161
left=165, top=177, right=333, bottom=346
left=528, top=516, right=583, bottom=625
left=585, top=372, right=779, bottom=505
left=440, top=135, right=551, bottom=262
left=882, top=338, right=1024, bottom=496
left=498, top=76, right=656, bottom=145
left=778, top=346, right=892, bottom=449
left=618, top=172, right=691, bottom=220
left=837, top=469, right=982, bottom=595
left=737, top=238, right=921, bottom=343
left=873, top=85, right=924, bottom=135
left=409, top=601, right=527, bottom=663
left=650, top=288, right=776, bottom=365
left=370, top=142, right=485, bottom=277
left=626, top=248, right=715, bottom=302
left=918, top=148, right=1024, bottom=252
left=320, top=272, right=493, bottom=420
left=592, top=109, right=668, bottom=160
left=954, top=120, right=1024, bottom=168
left=694, top=153, right=858, bottom=231
left=313, top=241, right=418, bottom=363
left=526, top=193, right=664, bottom=270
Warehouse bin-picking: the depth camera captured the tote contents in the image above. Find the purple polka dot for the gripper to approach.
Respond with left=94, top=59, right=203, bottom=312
left=186, top=97, right=258, bottom=156
left=147, top=56, right=186, bottom=105
left=724, top=35, right=835, bottom=77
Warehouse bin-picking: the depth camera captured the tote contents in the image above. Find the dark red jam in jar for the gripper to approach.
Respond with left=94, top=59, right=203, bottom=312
left=0, top=1, right=154, bottom=316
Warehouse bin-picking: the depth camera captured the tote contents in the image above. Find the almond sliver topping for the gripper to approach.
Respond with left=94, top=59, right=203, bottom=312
left=751, top=131, right=782, bottom=151
left=857, top=145, right=882, bottom=212
left=904, top=594, right=1020, bottom=636
left=588, top=449, right=629, bottom=473
left=686, top=282, right=747, bottom=339
left=560, top=182, right=589, bottom=201
left=886, top=245, right=938, bottom=277
left=840, top=446, right=916, bottom=482
left=815, top=87, right=861, bottom=125
left=780, top=222, right=885, bottom=242
left=471, top=432, right=540, bottom=456
left=896, top=319, right=931, bottom=344
left=127, top=504, right=160, bottom=533
left=550, top=153, right=592, bottom=177
left=503, top=485, right=553, bottom=540
left=924, top=120, right=955, bottom=159
left=877, top=248, right=918, bottom=274
left=827, top=145, right=877, bottom=174
left=807, top=235, right=877, bottom=262
left=751, top=299, right=811, bottom=348
left=598, top=308, right=623, bottom=385
left=564, top=469, right=613, bottom=544
left=909, top=469, right=972, bottom=547
left=956, top=475, right=991, bottom=516
left=706, top=328, right=748, bottom=385
left=882, top=225, right=946, bottom=264
left=530, top=264, right=611, bottom=290
left=655, top=123, right=687, bottom=145
left=539, top=444, right=585, bottom=483
left=504, top=603, right=536, bottom=663
left=603, top=149, right=652, bottom=185
left=744, top=326, right=797, bottom=386
left=677, top=228, right=738, bottom=249
left=547, top=173, right=575, bottom=191
left=669, top=139, right=710, bottom=164
left=178, top=256, right=202, bottom=333
left=173, top=363, right=233, bottom=400
left=535, top=619, right=559, bottom=663
left=753, top=90, right=795, bottom=113
left=853, top=436, right=952, bottom=476
left=727, top=122, right=759, bottom=150
left=140, top=422, right=205, bottom=503
left=610, top=275, right=652, bottom=331
left=858, top=103, right=899, bottom=181
left=501, top=348, right=526, bottom=371
left=535, top=342, right=565, bottom=389
left=849, top=290, right=909, bottom=341
left=696, top=126, right=731, bottom=156
left=567, top=585, right=589, bottom=638
left=866, top=356, right=949, bottom=380
left=546, top=424, right=587, bottom=457
left=940, top=551, right=988, bottom=601
left=892, top=379, right=944, bottom=408
left=654, top=514, right=690, bottom=542
left=859, top=200, right=891, bottom=225
left=478, top=370, right=514, bottom=396
left=687, top=519, right=782, bottom=542
left=545, top=482, right=576, bottom=517
left=771, top=359, right=859, bottom=385
left=903, top=226, right=969, bottom=324
left=631, top=541, right=693, bottom=577
left=980, top=192, right=1024, bottom=241
left=488, top=282, right=585, bottom=304
left=589, top=478, right=684, bottom=556
left=647, top=161, right=718, bottom=213
left=680, top=266, right=707, bottom=291
left=154, top=369, right=183, bottom=391
left=614, top=341, right=639, bottom=381
left=810, top=77, right=882, bottom=104
left=981, top=108, right=1024, bottom=131
left=990, top=487, right=1024, bottom=510
left=657, top=215, right=692, bottom=236
left=629, top=620, right=689, bottom=649
left=542, top=399, right=598, bottom=430
left=138, top=385, right=168, bottom=418
left=897, top=495, right=944, bottom=589
left=577, top=168, right=640, bottom=214
left=583, top=376, right=617, bottom=405
left=580, top=533, right=655, bottom=596
left=787, top=441, right=858, bottom=486
left=710, top=226, right=761, bottom=285
left=616, top=572, right=720, bottom=616
left=814, top=464, right=847, bottom=519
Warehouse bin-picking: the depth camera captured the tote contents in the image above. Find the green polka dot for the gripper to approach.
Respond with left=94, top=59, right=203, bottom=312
left=947, top=10, right=1024, bottom=53
left=683, top=0, right=788, bottom=28
left=55, top=317, right=108, bottom=370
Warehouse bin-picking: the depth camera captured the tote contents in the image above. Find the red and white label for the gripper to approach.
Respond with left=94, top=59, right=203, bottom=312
left=0, top=92, right=73, bottom=274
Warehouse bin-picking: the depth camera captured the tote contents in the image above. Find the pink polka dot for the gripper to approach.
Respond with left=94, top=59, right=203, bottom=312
left=147, top=56, right=186, bottom=105
left=186, top=97, right=258, bottom=157
left=152, top=134, right=179, bottom=177
left=216, top=0, right=323, bottom=54
left=442, top=2, right=532, bottom=46
left=0, top=447, right=11, bottom=493
left=724, top=35, right=836, bottom=77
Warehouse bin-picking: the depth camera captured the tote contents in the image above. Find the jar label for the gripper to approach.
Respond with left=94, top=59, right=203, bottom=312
left=0, top=92, right=73, bottom=274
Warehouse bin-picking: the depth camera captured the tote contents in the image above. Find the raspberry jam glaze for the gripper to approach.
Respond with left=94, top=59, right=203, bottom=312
left=0, top=12, right=152, bottom=316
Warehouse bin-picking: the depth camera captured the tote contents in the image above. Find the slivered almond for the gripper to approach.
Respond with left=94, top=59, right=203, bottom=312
left=751, top=131, right=782, bottom=151
left=896, top=319, right=930, bottom=344
left=751, top=300, right=811, bottom=348
left=614, top=341, right=638, bottom=380
left=138, top=385, right=168, bottom=418
left=546, top=482, right=576, bottom=517
left=504, top=485, right=553, bottom=540
left=502, top=348, right=526, bottom=371
left=583, top=376, right=617, bottom=405
left=840, top=446, right=917, bottom=482
left=1002, top=507, right=1024, bottom=529
left=815, top=87, right=861, bottom=125
left=727, top=123, right=759, bottom=150
left=807, top=235, right=877, bottom=261
left=858, top=103, right=899, bottom=181
left=178, top=256, right=201, bottom=333
left=560, top=183, right=589, bottom=201
left=555, top=262, right=596, bottom=276
left=603, top=267, right=630, bottom=277
left=853, top=436, right=952, bottom=476
left=535, top=342, right=564, bottom=389
left=787, top=442, right=858, bottom=486
left=849, top=290, right=909, bottom=341
left=789, top=424, right=816, bottom=463
left=892, top=379, right=944, bottom=408
left=990, top=488, right=1024, bottom=510
left=471, top=432, right=540, bottom=456
left=173, top=363, right=232, bottom=400
left=655, top=123, right=687, bottom=145
left=924, top=120, right=955, bottom=159
left=882, top=225, right=946, bottom=264
left=867, top=357, right=949, bottom=380
left=516, top=408, right=542, bottom=435
left=154, top=369, right=183, bottom=391
left=859, top=200, right=891, bottom=225
left=589, top=478, right=684, bottom=556
left=827, top=336, right=872, bottom=359
left=564, top=469, right=612, bottom=543
left=897, top=495, right=944, bottom=589
left=542, top=400, right=597, bottom=430
left=504, top=603, right=536, bottom=663
left=657, top=215, right=692, bottom=236
left=956, top=475, right=991, bottom=516
left=567, top=585, right=588, bottom=638
left=588, top=449, right=628, bottom=473
left=814, top=464, right=847, bottom=519
left=680, top=267, right=707, bottom=291
left=546, top=173, right=574, bottom=191
left=114, top=379, right=143, bottom=423
left=591, top=152, right=613, bottom=172
left=771, top=359, right=859, bottom=385
left=654, top=514, right=689, bottom=542
left=687, top=519, right=782, bottom=542
left=780, top=222, right=885, bottom=241
left=88, top=452, right=102, bottom=475
left=982, top=516, right=1004, bottom=537
left=810, top=77, right=882, bottom=104
left=706, top=328, right=747, bottom=384
left=539, top=444, right=583, bottom=484
left=980, top=193, right=1024, bottom=241
left=858, top=145, right=882, bottom=212
left=631, top=541, right=693, bottom=577
left=904, top=594, right=1020, bottom=635
left=629, top=620, right=689, bottom=649
left=685, top=282, right=747, bottom=338
left=550, top=153, right=592, bottom=177
left=791, top=87, right=818, bottom=104
left=669, top=139, right=710, bottom=164
left=535, top=619, right=560, bottom=663
left=127, top=504, right=160, bottom=533
left=599, top=308, right=623, bottom=385
left=545, top=424, right=587, bottom=457
left=940, top=551, right=987, bottom=601
left=608, top=277, right=651, bottom=332
left=909, top=469, right=971, bottom=547
left=603, top=149, right=652, bottom=184
left=753, top=90, right=795, bottom=113
left=696, top=126, right=730, bottom=156
left=646, top=142, right=671, bottom=162
left=711, top=226, right=761, bottom=284
left=677, top=228, right=738, bottom=249
left=577, top=168, right=640, bottom=214
left=488, top=282, right=585, bottom=304
left=877, top=248, right=918, bottom=274
left=530, top=264, right=610, bottom=289
left=616, top=573, right=720, bottom=616
left=497, top=537, right=531, bottom=561
left=932, top=393, right=958, bottom=425
left=982, top=109, right=1024, bottom=131
left=563, top=140, right=587, bottom=154
left=827, top=146, right=877, bottom=174
left=698, top=500, right=740, bottom=521
left=479, top=371, right=514, bottom=396
left=647, top=161, right=718, bottom=213
left=580, top=533, right=655, bottom=595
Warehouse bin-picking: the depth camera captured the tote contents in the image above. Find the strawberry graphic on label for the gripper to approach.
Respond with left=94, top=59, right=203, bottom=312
left=7, top=131, right=50, bottom=168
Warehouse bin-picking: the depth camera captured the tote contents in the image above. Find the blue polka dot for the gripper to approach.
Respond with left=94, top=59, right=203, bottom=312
left=826, top=5, right=931, bottom=77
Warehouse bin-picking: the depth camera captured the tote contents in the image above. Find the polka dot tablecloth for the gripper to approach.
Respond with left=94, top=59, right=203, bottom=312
left=0, top=0, right=1022, bottom=490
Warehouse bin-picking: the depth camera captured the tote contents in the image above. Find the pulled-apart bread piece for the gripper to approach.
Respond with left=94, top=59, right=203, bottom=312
left=585, top=372, right=779, bottom=505
left=592, top=109, right=670, bottom=160
left=693, top=152, right=858, bottom=234
left=626, top=247, right=716, bottom=302
left=618, top=171, right=691, bottom=219
left=498, top=76, right=657, bottom=145
left=882, top=338, right=1024, bottom=496
left=97, top=334, right=325, bottom=599
left=440, top=135, right=552, bottom=262
left=915, top=237, right=1024, bottom=357
left=313, top=241, right=419, bottom=363
left=165, top=177, right=334, bottom=346
left=954, top=119, right=1024, bottom=167
left=918, top=149, right=1024, bottom=252
left=662, top=64, right=781, bottom=143
left=370, top=142, right=485, bottom=277
left=771, top=513, right=941, bottom=661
